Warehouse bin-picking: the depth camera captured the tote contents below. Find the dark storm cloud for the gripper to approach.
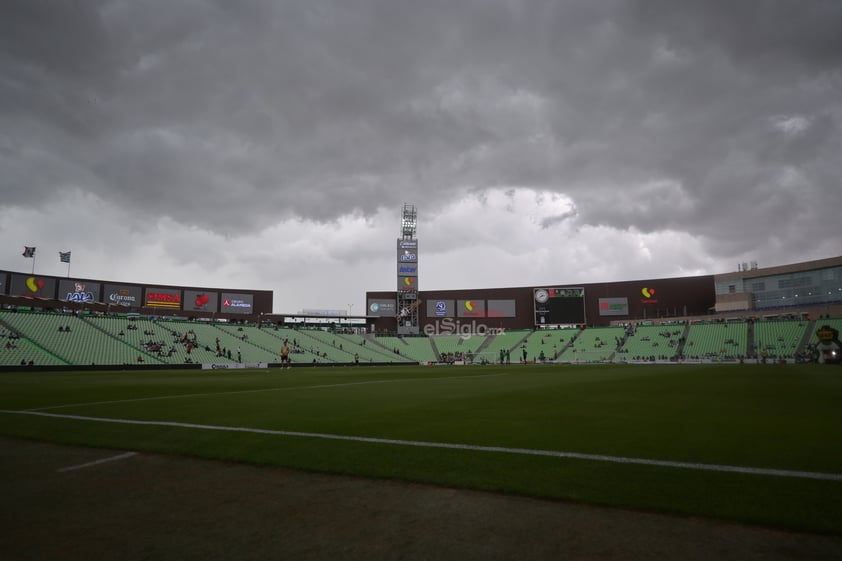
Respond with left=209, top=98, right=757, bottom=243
left=1, top=0, right=840, bottom=265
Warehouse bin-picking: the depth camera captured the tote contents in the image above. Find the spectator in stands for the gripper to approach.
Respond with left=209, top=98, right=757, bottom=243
left=354, top=352, right=360, bottom=365
left=136, top=355, right=144, bottom=363
left=281, top=341, right=290, bottom=368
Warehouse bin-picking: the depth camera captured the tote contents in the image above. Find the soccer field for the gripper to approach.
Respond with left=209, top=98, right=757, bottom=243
left=1, top=363, right=841, bottom=533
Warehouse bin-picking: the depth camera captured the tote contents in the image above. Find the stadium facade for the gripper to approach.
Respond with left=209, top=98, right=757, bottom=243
left=1, top=256, right=840, bottom=329
left=0, top=270, right=273, bottom=321
left=366, top=255, right=842, bottom=333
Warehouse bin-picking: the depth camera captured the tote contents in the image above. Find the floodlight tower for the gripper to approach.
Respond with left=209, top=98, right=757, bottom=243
left=396, top=204, right=419, bottom=334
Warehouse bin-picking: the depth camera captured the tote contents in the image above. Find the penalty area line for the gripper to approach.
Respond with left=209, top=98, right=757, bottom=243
left=2, top=408, right=841, bottom=482
left=57, top=451, right=137, bottom=473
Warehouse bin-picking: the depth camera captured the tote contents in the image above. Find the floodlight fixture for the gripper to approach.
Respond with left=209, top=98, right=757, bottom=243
left=401, top=203, right=417, bottom=239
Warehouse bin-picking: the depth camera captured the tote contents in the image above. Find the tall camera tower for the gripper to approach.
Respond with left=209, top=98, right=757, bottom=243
left=396, top=204, right=419, bottom=334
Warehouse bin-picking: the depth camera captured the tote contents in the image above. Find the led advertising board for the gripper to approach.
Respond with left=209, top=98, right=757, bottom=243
left=145, top=287, right=182, bottom=309
left=598, top=297, right=629, bottom=316
left=457, top=299, right=486, bottom=318
left=9, top=274, right=57, bottom=298
left=58, top=279, right=100, bottom=303
left=426, top=299, right=455, bottom=318
left=104, top=284, right=143, bottom=307
left=398, top=275, right=418, bottom=291
left=486, top=299, right=516, bottom=318
left=183, top=290, right=219, bottom=313
left=367, top=299, right=397, bottom=317
left=397, top=239, right=418, bottom=263
left=220, top=292, right=254, bottom=315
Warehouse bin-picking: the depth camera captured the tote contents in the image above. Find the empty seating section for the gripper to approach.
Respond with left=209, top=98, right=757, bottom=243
left=0, top=311, right=152, bottom=366
left=433, top=335, right=486, bottom=361
left=373, top=336, right=435, bottom=363
left=559, top=326, right=626, bottom=362
left=521, top=328, right=580, bottom=362
left=478, top=330, right=531, bottom=363
left=618, top=325, right=684, bottom=361
left=295, top=328, right=355, bottom=361
left=0, top=329, right=65, bottom=366
left=754, top=320, right=809, bottom=359
left=333, top=333, right=414, bottom=363
left=264, top=326, right=340, bottom=363
left=683, top=322, right=748, bottom=359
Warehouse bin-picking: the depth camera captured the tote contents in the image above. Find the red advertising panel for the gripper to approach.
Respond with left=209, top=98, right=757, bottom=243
left=145, top=288, right=182, bottom=309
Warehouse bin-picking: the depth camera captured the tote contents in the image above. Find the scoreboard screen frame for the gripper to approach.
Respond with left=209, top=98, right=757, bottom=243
left=534, top=287, right=586, bottom=325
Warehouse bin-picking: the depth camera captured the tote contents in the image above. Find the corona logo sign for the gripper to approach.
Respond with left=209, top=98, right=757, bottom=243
left=641, top=287, right=658, bottom=304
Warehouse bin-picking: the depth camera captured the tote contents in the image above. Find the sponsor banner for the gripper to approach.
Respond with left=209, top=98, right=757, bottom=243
left=301, top=309, right=347, bottom=316
left=398, top=275, right=417, bottom=291
left=183, top=290, right=219, bottom=313
left=220, top=292, right=254, bottom=314
left=426, top=299, right=454, bottom=318
left=599, top=297, right=629, bottom=316
left=486, top=299, right=516, bottom=318
left=397, top=239, right=418, bottom=263
left=58, top=279, right=100, bottom=303
left=9, top=274, right=57, bottom=298
left=145, top=287, right=182, bottom=309
left=397, top=263, right=418, bottom=275
left=367, top=299, right=397, bottom=317
left=457, top=299, right=486, bottom=318
left=0, top=272, right=7, bottom=295
left=104, top=284, right=142, bottom=307
left=202, top=362, right=268, bottom=370
left=640, top=287, right=658, bottom=304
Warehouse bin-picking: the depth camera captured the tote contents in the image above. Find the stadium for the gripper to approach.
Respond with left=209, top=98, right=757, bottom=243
left=1, top=203, right=840, bottom=368
left=1, top=207, right=841, bottom=558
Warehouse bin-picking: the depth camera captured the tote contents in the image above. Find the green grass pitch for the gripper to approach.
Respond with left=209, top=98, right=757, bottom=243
left=1, top=363, right=841, bottom=534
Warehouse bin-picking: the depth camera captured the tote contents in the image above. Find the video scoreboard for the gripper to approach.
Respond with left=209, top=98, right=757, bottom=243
left=534, top=287, right=586, bottom=325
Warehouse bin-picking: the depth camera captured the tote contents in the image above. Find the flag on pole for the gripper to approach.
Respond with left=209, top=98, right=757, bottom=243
left=59, top=251, right=71, bottom=263
left=22, top=246, right=36, bottom=258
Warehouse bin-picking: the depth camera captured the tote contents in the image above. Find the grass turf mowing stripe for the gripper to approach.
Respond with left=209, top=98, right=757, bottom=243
left=27, top=371, right=510, bottom=412
left=4, top=409, right=841, bottom=483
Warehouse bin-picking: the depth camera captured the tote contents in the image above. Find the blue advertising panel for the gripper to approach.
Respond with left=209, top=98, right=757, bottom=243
left=58, top=279, right=100, bottom=303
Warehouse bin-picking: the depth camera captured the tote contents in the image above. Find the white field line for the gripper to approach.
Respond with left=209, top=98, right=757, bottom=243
left=2, top=409, right=841, bottom=482
left=57, top=451, right=137, bottom=473
left=27, top=372, right=510, bottom=412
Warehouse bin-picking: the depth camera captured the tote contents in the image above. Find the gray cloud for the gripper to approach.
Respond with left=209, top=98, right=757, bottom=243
left=1, top=0, right=840, bottom=303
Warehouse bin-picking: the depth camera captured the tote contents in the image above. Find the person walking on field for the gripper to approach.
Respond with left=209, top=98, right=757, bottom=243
left=280, top=341, right=291, bottom=369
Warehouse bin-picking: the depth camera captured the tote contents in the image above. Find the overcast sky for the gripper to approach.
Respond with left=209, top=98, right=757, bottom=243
left=1, top=0, right=841, bottom=314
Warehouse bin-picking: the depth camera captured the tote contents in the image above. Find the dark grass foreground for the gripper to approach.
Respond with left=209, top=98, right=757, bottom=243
left=1, top=363, right=840, bottom=533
